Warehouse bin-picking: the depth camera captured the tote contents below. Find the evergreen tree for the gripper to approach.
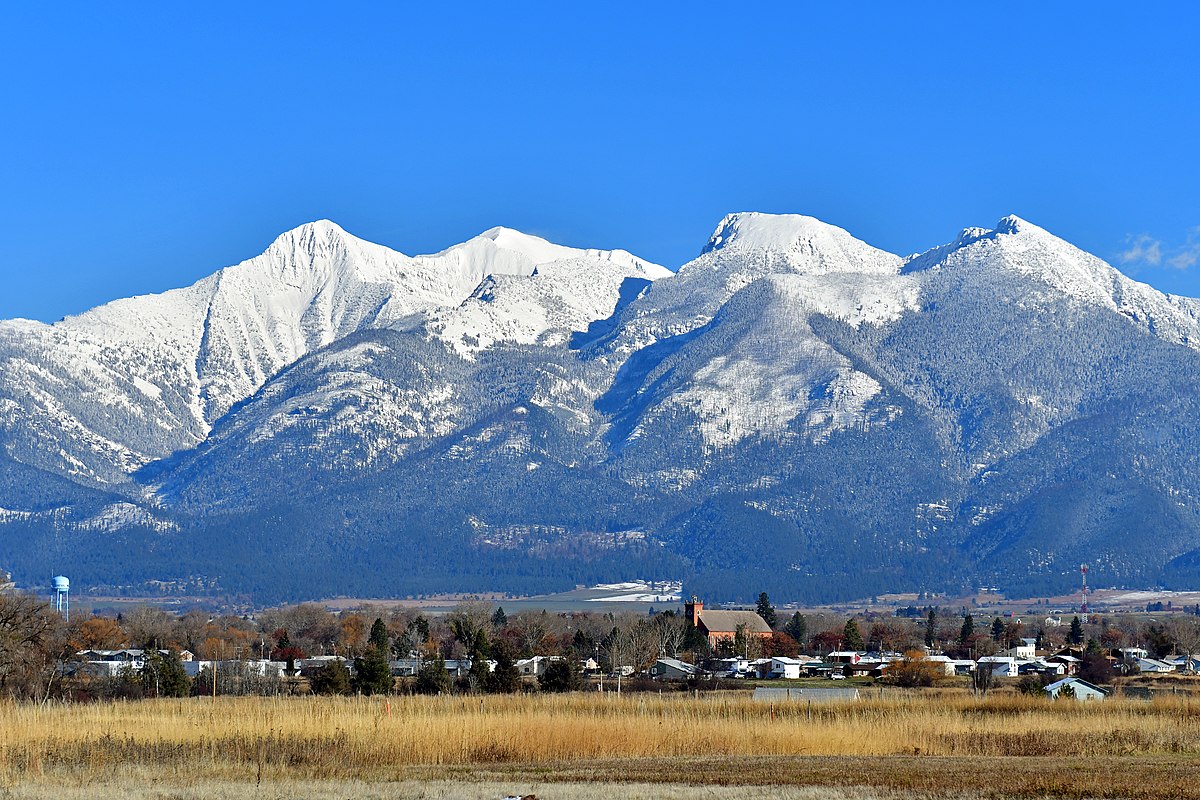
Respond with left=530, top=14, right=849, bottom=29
left=310, top=660, right=352, bottom=695
left=414, top=655, right=451, bottom=695
left=491, top=606, right=508, bottom=630
left=485, top=639, right=522, bottom=693
left=755, top=592, right=778, bottom=628
left=991, top=617, right=1006, bottom=643
left=925, top=608, right=938, bottom=648
left=1069, top=616, right=1085, bottom=645
left=783, top=612, right=808, bottom=650
left=843, top=618, right=865, bottom=651
left=538, top=659, right=582, bottom=692
left=353, top=641, right=393, bottom=696
left=141, top=648, right=191, bottom=698
left=958, top=614, right=974, bottom=646
left=368, top=617, right=389, bottom=651
left=466, top=633, right=491, bottom=692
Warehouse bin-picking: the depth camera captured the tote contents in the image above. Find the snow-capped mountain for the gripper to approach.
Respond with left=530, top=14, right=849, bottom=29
left=0, top=221, right=664, bottom=487
left=3, top=212, right=1200, bottom=604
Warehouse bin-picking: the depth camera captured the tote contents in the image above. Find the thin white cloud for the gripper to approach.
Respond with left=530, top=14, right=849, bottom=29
left=1169, top=248, right=1199, bottom=270
left=1120, top=233, right=1163, bottom=266
left=1167, top=226, right=1200, bottom=270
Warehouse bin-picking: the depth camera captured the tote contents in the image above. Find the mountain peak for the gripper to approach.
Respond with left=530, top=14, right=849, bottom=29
left=263, top=219, right=359, bottom=254
left=695, top=212, right=901, bottom=279
left=702, top=212, right=856, bottom=255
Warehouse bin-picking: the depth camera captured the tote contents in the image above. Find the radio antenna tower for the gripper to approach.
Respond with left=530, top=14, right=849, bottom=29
left=1078, top=564, right=1089, bottom=616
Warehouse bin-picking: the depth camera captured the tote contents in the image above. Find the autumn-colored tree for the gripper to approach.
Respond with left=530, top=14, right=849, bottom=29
left=74, top=616, right=128, bottom=650
left=1100, top=627, right=1126, bottom=649
left=887, top=649, right=942, bottom=688
left=762, top=631, right=800, bottom=658
left=338, top=613, right=368, bottom=656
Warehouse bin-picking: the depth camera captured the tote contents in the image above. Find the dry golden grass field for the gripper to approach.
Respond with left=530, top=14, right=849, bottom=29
left=3, top=691, right=1200, bottom=798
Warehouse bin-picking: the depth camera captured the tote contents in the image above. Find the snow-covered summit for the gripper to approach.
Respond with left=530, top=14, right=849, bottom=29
left=593, top=212, right=904, bottom=356
left=904, top=215, right=1200, bottom=348
left=701, top=212, right=901, bottom=275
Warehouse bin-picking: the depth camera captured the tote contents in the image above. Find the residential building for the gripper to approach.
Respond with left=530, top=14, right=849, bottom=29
left=767, top=656, right=806, bottom=679
left=1045, top=677, right=1108, bottom=701
left=648, top=658, right=697, bottom=679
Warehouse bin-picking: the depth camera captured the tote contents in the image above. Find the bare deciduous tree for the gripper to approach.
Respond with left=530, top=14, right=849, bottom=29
left=0, top=590, right=70, bottom=701
left=652, top=612, right=687, bottom=658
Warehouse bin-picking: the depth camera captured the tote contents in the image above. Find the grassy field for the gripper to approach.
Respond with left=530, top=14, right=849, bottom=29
left=3, top=691, right=1200, bottom=797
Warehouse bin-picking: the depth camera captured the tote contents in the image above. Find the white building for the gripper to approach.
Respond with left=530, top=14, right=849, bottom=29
left=768, top=657, right=806, bottom=679
left=1045, top=677, right=1108, bottom=701
left=516, top=655, right=562, bottom=677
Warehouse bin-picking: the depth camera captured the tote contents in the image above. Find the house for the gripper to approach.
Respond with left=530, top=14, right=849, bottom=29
left=516, top=655, right=562, bottom=677
left=684, top=597, right=772, bottom=648
left=1166, top=655, right=1200, bottom=673
left=1116, top=647, right=1149, bottom=661
left=649, top=657, right=697, bottom=679
left=748, top=658, right=775, bottom=678
left=1047, top=654, right=1080, bottom=675
left=1045, top=677, right=1108, bottom=701
left=443, top=659, right=475, bottom=678
left=705, top=656, right=750, bottom=677
left=298, top=656, right=354, bottom=676
left=75, top=648, right=194, bottom=677
left=948, top=659, right=976, bottom=676
left=388, top=658, right=490, bottom=677
left=1133, top=657, right=1175, bottom=674
left=1002, top=639, right=1038, bottom=660
left=768, top=657, right=806, bottom=679
left=843, top=656, right=890, bottom=678
left=921, top=654, right=957, bottom=677
left=976, top=656, right=1018, bottom=677
left=1016, top=659, right=1065, bottom=677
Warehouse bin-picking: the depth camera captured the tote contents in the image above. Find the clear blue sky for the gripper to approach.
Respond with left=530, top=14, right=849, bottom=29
left=3, top=3, right=1199, bottom=321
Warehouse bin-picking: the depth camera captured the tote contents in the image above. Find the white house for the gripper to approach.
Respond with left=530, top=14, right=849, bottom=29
left=768, top=657, right=806, bottom=679
left=1045, top=677, right=1108, bottom=701
left=516, top=656, right=562, bottom=677
left=1000, top=639, right=1037, bottom=660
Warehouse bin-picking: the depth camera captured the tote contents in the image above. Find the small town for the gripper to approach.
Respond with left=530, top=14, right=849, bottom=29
left=7, top=582, right=1197, bottom=704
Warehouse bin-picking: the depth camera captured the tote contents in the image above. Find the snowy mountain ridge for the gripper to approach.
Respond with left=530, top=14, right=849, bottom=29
left=5, top=210, right=1200, bottom=604
left=0, top=221, right=667, bottom=485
